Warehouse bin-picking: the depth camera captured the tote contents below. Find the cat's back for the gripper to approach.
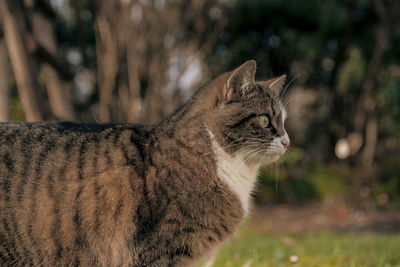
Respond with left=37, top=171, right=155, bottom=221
left=0, top=121, right=145, bottom=144
left=0, top=121, right=147, bottom=182
left=0, top=122, right=147, bottom=266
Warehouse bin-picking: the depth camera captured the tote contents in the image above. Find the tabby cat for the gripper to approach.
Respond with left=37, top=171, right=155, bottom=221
left=0, top=60, right=290, bottom=266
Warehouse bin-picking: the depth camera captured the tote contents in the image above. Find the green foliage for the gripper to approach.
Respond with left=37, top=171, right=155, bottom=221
left=11, top=98, right=25, bottom=121
left=378, top=76, right=400, bottom=135
left=336, top=47, right=365, bottom=95
left=257, top=149, right=318, bottom=203
left=376, top=158, right=400, bottom=206
left=281, top=147, right=304, bottom=166
left=305, top=164, right=350, bottom=198
left=10, top=82, right=25, bottom=121
left=257, top=150, right=352, bottom=202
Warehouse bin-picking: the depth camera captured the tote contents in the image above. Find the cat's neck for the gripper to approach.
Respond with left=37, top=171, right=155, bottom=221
left=150, top=87, right=211, bottom=140
left=148, top=77, right=261, bottom=215
left=207, top=129, right=260, bottom=216
left=151, top=73, right=229, bottom=136
left=150, top=86, right=260, bottom=216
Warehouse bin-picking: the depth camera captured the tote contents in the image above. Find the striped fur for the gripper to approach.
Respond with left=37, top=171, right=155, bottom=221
left=0, top=61, right=289, bottom=266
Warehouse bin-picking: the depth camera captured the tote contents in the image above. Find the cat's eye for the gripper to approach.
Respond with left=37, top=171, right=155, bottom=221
left=258, top=115, right=270, bottom=128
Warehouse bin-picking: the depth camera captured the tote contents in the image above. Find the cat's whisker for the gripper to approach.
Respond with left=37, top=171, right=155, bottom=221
left=243, top=150, right=262, bottom=165
left=260, top=149, right=271, bottom=165
left=235, top=147, right=266, bottom=160
left=281, top=72, right=302, bottom=99
left=240, top=148, right=262, bottom=160
left=282, top=92, right=308, bottom=107
left=258, top=149, right=271, bottom=164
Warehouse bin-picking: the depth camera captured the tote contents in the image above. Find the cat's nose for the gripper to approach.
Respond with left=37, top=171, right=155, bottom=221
left=281, top=138, right=290, bottom=149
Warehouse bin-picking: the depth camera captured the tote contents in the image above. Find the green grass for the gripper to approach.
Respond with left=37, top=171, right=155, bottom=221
left=212, top=226, right=400, bottom=267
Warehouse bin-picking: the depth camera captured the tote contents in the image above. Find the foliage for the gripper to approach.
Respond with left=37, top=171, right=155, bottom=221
left=304, top=164, right=350, bottom=198
left=257, top=148, right=318, bottom=203
left=258, top=151, right=350, bottom=203
left=10, top=83, right=25, bottom=121
left=377, top=158, right=400, bottom=206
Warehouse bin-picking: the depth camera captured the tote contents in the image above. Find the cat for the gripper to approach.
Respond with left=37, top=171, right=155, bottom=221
left=0, top=60, right=290, bottom=266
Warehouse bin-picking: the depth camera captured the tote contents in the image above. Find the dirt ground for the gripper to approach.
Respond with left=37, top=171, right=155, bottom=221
left=250, top=201, right=400, bottom=234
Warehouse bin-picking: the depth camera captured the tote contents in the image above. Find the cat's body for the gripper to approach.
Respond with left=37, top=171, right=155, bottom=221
left=0, top=61, right=290, bottom=266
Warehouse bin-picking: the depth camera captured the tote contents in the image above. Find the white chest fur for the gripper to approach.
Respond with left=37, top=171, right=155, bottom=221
left=208, top=131, right=260, bottom=216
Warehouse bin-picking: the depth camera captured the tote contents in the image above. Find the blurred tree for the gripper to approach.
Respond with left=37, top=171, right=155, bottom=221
left=0, top=27, right=11, bottom=121
left=0, top=0, right=77, bottom=121
left=27, top=0, right=76, bottom=120
left=351, top=0, right=400, bottom=206
left=93, top=0, right=230, bottom=123
left=0, top=0, right=45, bottom=121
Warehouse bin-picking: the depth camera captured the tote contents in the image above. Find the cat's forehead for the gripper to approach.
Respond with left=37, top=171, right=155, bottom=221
left=242, top=84, right=282, bottom=114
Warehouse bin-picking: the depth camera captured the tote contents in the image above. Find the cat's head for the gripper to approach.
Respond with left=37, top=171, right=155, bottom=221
left=204, top=60, right=290, bottom=166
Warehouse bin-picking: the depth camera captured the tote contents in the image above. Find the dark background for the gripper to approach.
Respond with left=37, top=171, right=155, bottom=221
left=0, top=0, right=399, bottom=213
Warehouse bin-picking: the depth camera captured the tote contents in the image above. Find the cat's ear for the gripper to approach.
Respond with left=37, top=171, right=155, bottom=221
left=224, top=60, right=256, bottom=100
left=260, top=74, right=286, bottom=96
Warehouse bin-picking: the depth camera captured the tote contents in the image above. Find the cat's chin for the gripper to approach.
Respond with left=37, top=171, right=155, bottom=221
left=241, top=151, right=284, bottom=166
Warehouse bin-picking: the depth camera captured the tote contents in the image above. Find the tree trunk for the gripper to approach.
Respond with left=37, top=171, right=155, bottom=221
left=0, top=38, right=11, bottom=121
left=0, top=0, right=44, bottom=121
left=31, top=8, right=76, bottom=120
left=143, top=56, right=168, bottom=124
left=351, top=0, right=393, bottom=207
left=95, top=11, right=118, bottom=122
left=126, top=46, right=142, bottom=123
